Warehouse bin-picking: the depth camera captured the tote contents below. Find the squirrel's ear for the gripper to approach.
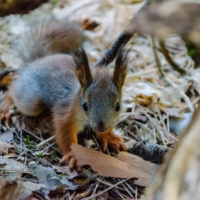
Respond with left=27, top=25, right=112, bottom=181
left=72, top=48, right=93, bottom=90
left=113, top=49, right=129, bottom=90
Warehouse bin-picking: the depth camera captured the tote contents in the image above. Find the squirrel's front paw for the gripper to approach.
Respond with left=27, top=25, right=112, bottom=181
left=59, top=153, right=81, bottom=172
left=97, top=131, right=127, bottom=153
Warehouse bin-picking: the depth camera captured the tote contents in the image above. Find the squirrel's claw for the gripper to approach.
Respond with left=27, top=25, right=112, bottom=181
left=97, top=132, right=127, bottom=153
left=59, top=154, right=81, bottom=172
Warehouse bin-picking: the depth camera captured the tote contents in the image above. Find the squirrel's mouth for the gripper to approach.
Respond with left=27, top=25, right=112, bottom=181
left=91, top=122, right=109, bottom=133
left=93, top=127, right=107, bottom=133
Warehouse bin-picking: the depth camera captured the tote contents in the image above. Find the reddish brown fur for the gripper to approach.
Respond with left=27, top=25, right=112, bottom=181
left=76, top=64, right=93, bottom=91
left=113, top=66, right=127, bottom=91
left=53, top=95, right=85, bottom=156
left=113, top=51, right=128, bottom=91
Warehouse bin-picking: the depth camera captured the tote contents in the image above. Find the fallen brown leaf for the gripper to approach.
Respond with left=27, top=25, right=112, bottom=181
left=0, top=142, right=15, bottom=155
left=0, top=173, right=32, bottom=200
left=71, top=143, right=160, bottom=186
left=134, top=93, right=157, bottom=106
left=0, top=176, right=18, bottom=200
left=125, top=139, right=137, bottom=149
left=3, top=153, right=17, bottom=158
left=158, top=105, right=183, bottom=117
left=117, top=152, right=160, bottom=186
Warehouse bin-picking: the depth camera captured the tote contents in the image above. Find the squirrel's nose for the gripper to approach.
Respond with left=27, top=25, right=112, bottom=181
left=94, top=121, right=107, bottom=132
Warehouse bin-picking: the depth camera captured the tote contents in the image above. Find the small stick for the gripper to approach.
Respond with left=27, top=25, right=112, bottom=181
left=82, top=178, right=130, bottom=200
left=164, top=75, right=194, bottom=113
left=159, top=40, right=186, bottom=75
left=94, top=0, right=150, bottom=67
left=125, top=68, right=158, bottom=84
left=181, top=96, right=200, bottom=111
left=23, top=128, right=61, bottom=154
left=151, top=37, right=164, bottom=77
left=36, top=135, right=55, bottom=148
left=180, top=91, right=194, bottom=113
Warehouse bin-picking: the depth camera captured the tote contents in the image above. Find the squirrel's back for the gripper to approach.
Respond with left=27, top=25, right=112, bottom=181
left=15, top=18, right=83, bottom=64
left=10, top=18, right=84, bottom=115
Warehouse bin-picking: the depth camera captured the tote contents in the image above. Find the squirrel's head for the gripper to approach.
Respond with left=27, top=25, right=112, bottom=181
left=73, top=48, right=129, bottom=133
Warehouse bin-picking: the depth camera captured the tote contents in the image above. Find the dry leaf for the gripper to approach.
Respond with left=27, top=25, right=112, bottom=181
left=71, top=143, right=160, bottom=186
left=125, top=139, right=137, bottom=149
left=22, top=181, right=45, bottom=191
left=53, top=0, right=144, bottom=61
left=3, top=153, right=17, bottom=158
left=134, top=93, right=157, bottom=106
left=30, top=162, right=78, bottom=193
left=53, top=165, right=78, bottom=179
left=0, top=130, right=14, bottom=143
left=133, top=114, right=148, bottom=122
left=192, top=68, right=200, bottom=95
left=0, top=176, right=18, bottom=200
left=0, top=173, right=32, bottom=200
left=0, top=156, right=29, bottom=173
left=158, top=105, right=183, bottom=117
left=0, top=73, right=14, bottom=87
left=0, top=142, right=15, bottom=155
left=117, top=152, right=160, bottom=186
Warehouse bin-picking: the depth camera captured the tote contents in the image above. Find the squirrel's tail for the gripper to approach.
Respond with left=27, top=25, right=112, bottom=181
left=15, top=18, right=83, bottom=63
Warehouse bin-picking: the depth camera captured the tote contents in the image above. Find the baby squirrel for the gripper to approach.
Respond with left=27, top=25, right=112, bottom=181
left=0, top=18, right=128, bottom=168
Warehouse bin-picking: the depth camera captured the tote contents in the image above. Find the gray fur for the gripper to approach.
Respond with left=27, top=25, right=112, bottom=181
left=82, top=69, right=121, bottom=132
left=12, top=54, right=80, bottom=116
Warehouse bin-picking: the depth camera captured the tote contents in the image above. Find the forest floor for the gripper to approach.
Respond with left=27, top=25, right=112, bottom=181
left=0, top=0, right=199, bottom=199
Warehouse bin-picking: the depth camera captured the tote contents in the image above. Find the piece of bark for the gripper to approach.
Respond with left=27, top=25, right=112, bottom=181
left=71, top=143, right=160, bottom=187
left=128, top=142, right=167, bottom=164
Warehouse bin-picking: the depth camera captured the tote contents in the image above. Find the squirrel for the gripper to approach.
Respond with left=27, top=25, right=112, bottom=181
left=0, top=18, right=128, bottom=169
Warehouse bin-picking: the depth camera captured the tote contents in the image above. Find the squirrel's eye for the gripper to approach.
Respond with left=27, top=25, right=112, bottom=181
left=83, top=102, right=88, bottom=111
left=115, top=102, right=120, bottom=112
